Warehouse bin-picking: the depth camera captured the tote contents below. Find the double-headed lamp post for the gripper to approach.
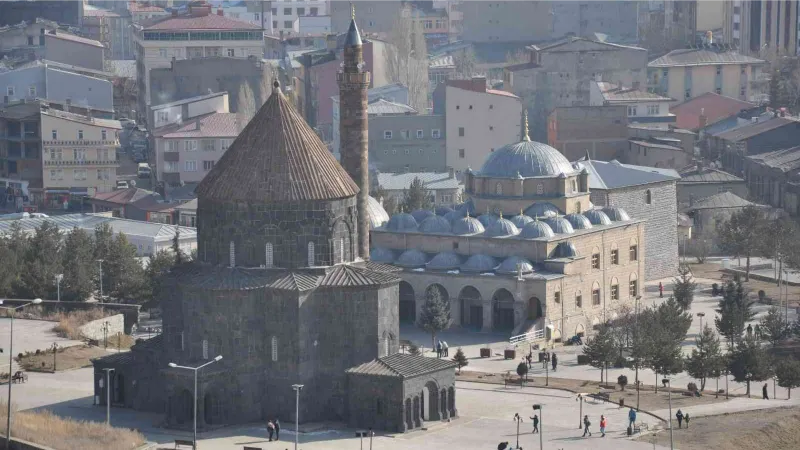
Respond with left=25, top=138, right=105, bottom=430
left=532, top=404, right=543, bottom=450
left=0, top=298, right=43, bottom=449
left=96, top=259, right=104, bottom=301
left=292, top=384, right=304, bottom=450
left=55, top=274, right=63, bottom=302
left=168, top=356, right=223, bottom=450
left=663, top=378, right=674, bottom=450
left=697, top=312, right=705, bottom=334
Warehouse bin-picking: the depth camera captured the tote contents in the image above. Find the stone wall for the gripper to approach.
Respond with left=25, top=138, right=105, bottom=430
left=592, top=180, right=678, bottom=280
left=79, top=314, right=124, bottom=341
left=3, top=300, right=140, bottom=334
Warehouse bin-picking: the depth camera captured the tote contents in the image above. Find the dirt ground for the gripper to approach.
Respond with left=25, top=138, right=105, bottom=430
left=18, top=345, right=116, bottom=372
left=456, top=371, right=729, bottom=412
left=637, top=407, right=800, bottom=450
left=690, top=263, right=800, bottom=309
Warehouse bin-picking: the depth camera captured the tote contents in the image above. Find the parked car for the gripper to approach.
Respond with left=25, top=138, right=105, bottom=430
left=137, top=163, right=151, bottom=178
left=116, top=180, right=129, bottom=189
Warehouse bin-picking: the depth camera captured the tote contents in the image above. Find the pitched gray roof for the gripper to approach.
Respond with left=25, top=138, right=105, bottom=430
left=0, top=213, right=196, bottom=242
left=685, top=191, right=754, bottom=211
left=714, top=117, right=798, bottom=142
left=346, top=354, right=457, bottom=378
left=648, top=49, right=765, bottom=67
left=746, top=145, right=800, bottom=171
left=368, top=99, right=417, bottom=115
left=679, top=168, right=744, bottom=184
left=318, top=265, right=400, bottom=287
left=576, top=160, right=680, bottom=190
left=377, top=172, right=460, bottom=191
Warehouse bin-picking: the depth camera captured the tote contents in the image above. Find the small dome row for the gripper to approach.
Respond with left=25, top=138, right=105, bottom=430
left=371, top=248, right=538, bottom=274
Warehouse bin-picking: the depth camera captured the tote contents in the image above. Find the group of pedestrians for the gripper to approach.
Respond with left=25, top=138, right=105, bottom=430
left=526, top=350, right=558, bottom=371
left=581, top=414, right=607, bottom=437
left=267, top=418, right=281, bottom=442
left=436, top=340, right=449, bottom=358
left=675, top=409, right=690, bottom=428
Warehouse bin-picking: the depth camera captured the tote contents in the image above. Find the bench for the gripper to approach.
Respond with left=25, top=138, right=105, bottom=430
left=633, top=422, right=649, bottom=434
left=11, top=371, right=27, bottom=384
left=504, top=376, right=525, bottom=388
left=174, top=439, right=193, bottom=449
left=591, top=391, right=610, bottom=402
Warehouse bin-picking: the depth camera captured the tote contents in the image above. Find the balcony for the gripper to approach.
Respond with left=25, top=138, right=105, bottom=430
left=0, top=133, right=40, bottom=142
left=43, top=159, right=120, bottom=167
left=41, top=139, right=120, bottom=147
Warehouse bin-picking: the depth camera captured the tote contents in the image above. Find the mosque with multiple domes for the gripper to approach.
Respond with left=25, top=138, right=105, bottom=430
left=370, top=116, right=645, bottom=340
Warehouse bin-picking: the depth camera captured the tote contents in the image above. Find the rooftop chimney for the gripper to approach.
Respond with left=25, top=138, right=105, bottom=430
left=698, top=107, right=708, bottom=128
left=217, top=8, right=223, bottom=16
left=65, top=98, right=71, bottom=112
left=448, top=167, right=455, bottom=179
left=471, top=76, right=487, bottom=93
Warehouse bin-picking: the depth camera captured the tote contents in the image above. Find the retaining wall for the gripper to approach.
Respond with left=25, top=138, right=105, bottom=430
left=79, top=313, right=124, bottom=341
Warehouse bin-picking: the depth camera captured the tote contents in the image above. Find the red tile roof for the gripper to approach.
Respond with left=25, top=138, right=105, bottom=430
left=447, top=79, right=519, bottom=98
left=46, top=31, right=104, bottom=48
left=156, top=112, right=239, bottom=138
left=144, top=13, right=262, bottom=30
left=486, top=89, right=519, bottom=98
left=128, top=2, right=167, bottom=13
left=90, top=187, right=157, bottom=205
left=670, top=92, right=756, bottom=130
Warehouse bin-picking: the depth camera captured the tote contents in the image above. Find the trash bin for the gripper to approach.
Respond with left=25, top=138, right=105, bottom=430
left=538, top=351, right=545, bottom=362
left=619, top=398, right=625, bottom=408
left=627, top=426, right=633, bottom=436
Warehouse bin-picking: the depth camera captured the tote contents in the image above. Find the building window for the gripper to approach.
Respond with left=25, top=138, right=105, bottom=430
left=6, top=86, right=14, bottom=97
left=629, top=279, right=638, bottom=297
left=28, top=85, right=36, bottom=97
left=576, top=201, right=582, bottom=213
left=185, top=140, right=198, bottom=151
left=265, top=243, right=273, bottom=268
left=78, top=130, right=84, bottom=140
left=271, top=336, right=278, bottom=361
left=51, top=130, right=57, bottom=140
left=307, top=241, right=315, bottom=266
left=458, top=127, right=465, bottom=137
left=685, top=89, right=691, bottom=99
left=458, top=149, right=465, bottom=158
left=229, top=241, right=235, bottom=267
left=591, top=252, right=600, bottom=269
left=284, top=8, right=291, bottom=15
left=416, top=129, right=424, bottom=139
left=227, top=48, right=235, bottom=57
left=73, top=149, right=86, bottom=160
left=400, top=130, right=409, bottom=139
left=629, top=245, right=638, bottom=261
left=73, top=169, right=87, bottom=180
left=495, top=183, right=502, bottom=195
left=715, top=88, right=722, bottom=95
left=627, top=106, right=637, bottom=116
left=203, top=160, right=215, bottom=171
left=49, top=149, right=62, bottom=160
left=572, top=180, right=577, bottom=192
left=536, top=183, right=544, bottom=195
left=647, top=105, right=659, bottom=115
left=185, top=161, right=197, bottom=172
left=310, top=7, right=318, bottom=15
left=645, top=189, right=652, bottom=204
left=716, top=66, right=722, bottom=75
left=740, top=87, right=746, bottom=97
left=592, top=288, right=601, bottom=306
left=273, top=21, right=278, bottom=29
left=271, top=8, right=277, bottom=15
left=383, top=130, right=392, bottom=139
left=554, top=291, right=561, bottom=304
left=575, top=292, right=583, bottom=308
left=202, top=339, right=208, bottom=359
left=203, top=140, right=215, bottom=152
left=157, top=111, right=169, bottom=124
left=611, top=249, right=619, bottom=265
left=296, top=7, right=305, bottom=15
left=49, top=169, right=63, bottom=180
left=99, top=129, right=107, bottom=141
left=611, top=282, right=619, bottom=300
left=284, top=21, right=292, bottom=28
left=431, top=129, right=441, bottom=138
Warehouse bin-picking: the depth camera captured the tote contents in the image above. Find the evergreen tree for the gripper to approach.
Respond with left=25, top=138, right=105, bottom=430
left=171, top=228, right=186, bottom=265
left=0, top=221, right=28, bottom=296
left=105, top=232, right=146, bottom=302
left=672, top=265, right=697, bottom=310
left=18, top=221, right=63, bottom=299
left=516, top=361, right=529, bottom=382
left=452, top=347, right=468, bottom=374
left=407, top=342, right=421, bottom=356
left=144, top=249, right=176, bottom=306
left=759, top=306, right=789, bottom=347
left=728, top=337, right=774, bottom=397
left=417, top=285, right=452, bottom=348
left=775, top=358, right=800, bottom=399
left=582, top=323, right=618, bottom=383
left=654, top=296, right=693, bottom=343
left=685, top=325, right=725, bottom=391
left=716, top=206, right=765, bottom=281
left=93, top=223, right=115, bottom=296
left=61, top=228, right=96, bottom=301
left=715, top=281, right=756, bottom=346
left=401, top=177, right=432, bottom=212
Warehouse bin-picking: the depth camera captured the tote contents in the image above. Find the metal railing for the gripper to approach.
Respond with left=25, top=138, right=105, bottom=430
left=509, top=328, right=544, bottom=345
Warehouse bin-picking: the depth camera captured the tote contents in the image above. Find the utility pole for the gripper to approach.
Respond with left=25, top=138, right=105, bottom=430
left=97, top=259, right=104, bottom=301
left=512, top=413, right=522, bottom=449
left=664, top=378, right=673, bottom=450
left=102, top=368, right=115, bottom=425
left=51, top=342, right=58, bottom=373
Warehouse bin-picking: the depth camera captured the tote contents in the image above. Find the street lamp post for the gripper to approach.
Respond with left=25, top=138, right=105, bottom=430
left=51, top=342, right=58, bottom=373
left=576, top=394, right=584, bottom=429
left=96, top=259, right=104, bottom=301
left=55, top=274, right=63, bottom=302
left=664, top=378, right=674, bottom=450
left=697, top=312, right=705, bottom=334
left=168, top=356, right=223, bottom=450
left=512, top=413, right=522, bottom=449
left=292, top=384, right=304, bottom=450
left=0, top=298, right=43, bottom=449
left=532, top=404, right=543, bottom=450
left=102, top=368, right=114, bottom=425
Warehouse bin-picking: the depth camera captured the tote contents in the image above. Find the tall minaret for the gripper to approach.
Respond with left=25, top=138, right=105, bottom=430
left=337, top=4, right=371, bottom=260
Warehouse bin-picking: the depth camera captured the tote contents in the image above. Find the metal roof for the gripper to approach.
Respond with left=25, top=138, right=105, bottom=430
left=714, top=117, right=799, bottom=142
left=648, top=49, right=765, bottom=67
left=429, top=55, right=455, bottom=70
left=669, top=92, right=756, bottom=130
left=144, top=13, right=262, bottom=30
left=685, top=191, right=754, bottom=211
left=595, top=82, right=672, bottom=102
left=0, top=213, right=196, bottom=242
left=577, top=159, right=679, bottom=190
left=376, top=172, right=460, bottom=191
left=347, top=354, right=457, bottom=378
left=157, top=112, right=239, bottom=138
left=679, top=168, right=744, bottom=184
left=746, top=145, right=800, bottom=172
left=318, top=265, right=400, bottom=288
left=629, top=139, right=683, bottom=151
left=367, top=99, right=417, bottom=115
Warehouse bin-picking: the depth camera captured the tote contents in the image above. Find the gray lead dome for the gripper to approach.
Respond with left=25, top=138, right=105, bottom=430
left=460, top=254, right=498, bottom=273
left=370, top=247, right=396, bottom=263
left=551, top=241, right=579, bottom=258
left=452, top=216, right=485, bottom=235
left=603, top=206, right=631, bottom=222
left=496, top=256, right=534, bottom=275
left=410, top=209, right=435, bottom=224
left=396, top=249, right=428, bottom=268
left=519, top=220, right=555, bottom=239
left=510, top=212, right=534, bottom=228
left=585, top=209, right=612, bottom=225
left=419, top=215, right=453, bottom=234
left=564, top=213, right=593, bottom=230
left=484, top=217, right=520, bottom=237
left=544, top=216, right=575, bottom=234
left=427, top=252, right=463, bottom=270
left=479, top=140, right=576, bottom=178
left=386, top=212, right=419, bottom=232
left=525, top=202, right=561, bottom=218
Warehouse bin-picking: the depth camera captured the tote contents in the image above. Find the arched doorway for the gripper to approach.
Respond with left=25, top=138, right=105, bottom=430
left=492, top=289, right=516, bottom=332
left=114, top=374, right=125, bottom=404
left=458, top=286, right=482, bottom=330
left=204, top=391, right=215, bottom=426
left=421, top=381, right=440, bottom=422
left=174, top=389, right=193, bottom=425
left=527, top=297, right=542, bottom=320
left=399, top=282, right=416, bottom=324
left=405, top=398, right=413, bottom=430
left=575, top=323, right=586, bottom=337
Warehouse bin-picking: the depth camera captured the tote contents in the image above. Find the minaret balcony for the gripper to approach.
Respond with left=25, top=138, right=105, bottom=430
left=337, top=72, right=371, bottom=84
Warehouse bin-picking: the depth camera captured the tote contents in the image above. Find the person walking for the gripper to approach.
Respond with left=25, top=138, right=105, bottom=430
left=530, top=414, right=539, bottom=433
left=763, top=383, right=769, bottom=400
left=582, top=415, right=592, bottom=437
left=436, top=340, right=442, bottom=358
left=543, top=351, right=549, bottom=369
left=675, top=410, right=684, bottom=429
left=628, top=408, right=637, bottom=429
left=551, top=352, right=558, bottom=372
left=600, top=415, right=607, bottom=437
left=684, top=413, right=690, bottom=428
left=659, top=282, right=663, bottom=298
left=443, top=341, right=449, bottom=357
left=747, top=324, right=753, bottom=337
left=267, top=419, right=275, bottom=441
left=274, top=418, right=280, bottom=441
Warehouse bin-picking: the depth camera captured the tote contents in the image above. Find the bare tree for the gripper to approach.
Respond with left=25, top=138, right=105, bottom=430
left=236, top=81, right=257, bottom=132
left=505, top=49, right=528, bottom=66
left=452, top=47, right=478, bottom=79
left=385, top=8, right=429, bottom=112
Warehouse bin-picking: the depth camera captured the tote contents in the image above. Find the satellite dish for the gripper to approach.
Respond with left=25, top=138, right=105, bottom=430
left=357, top=62, right=364, bottom=70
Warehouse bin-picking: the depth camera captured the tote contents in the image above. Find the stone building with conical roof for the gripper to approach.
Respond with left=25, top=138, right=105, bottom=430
left=371, top=114, right=647, bottom=342
left=92, top=11, right=457, bottom=434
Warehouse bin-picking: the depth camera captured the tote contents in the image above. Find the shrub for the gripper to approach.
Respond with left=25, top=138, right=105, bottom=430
left=688, top=382, right=698, bottom=392
left=618, top=374, right=628, bottom=391
left=51, top=309, right=109, bottom=340
left=712, top=283, right=719, bottom=296
left=758, top=290, right=766, bottom=302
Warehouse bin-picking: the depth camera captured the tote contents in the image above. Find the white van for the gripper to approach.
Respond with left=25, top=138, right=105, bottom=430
left=137, top=163, right=151, bottom=178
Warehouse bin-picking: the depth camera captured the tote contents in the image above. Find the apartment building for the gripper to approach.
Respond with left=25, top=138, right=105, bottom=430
left=0, top=20, right=105, bottom=72
left=269, top=0, right=327, bottom=33
left=134, top=3, right=264, bottom=125
left=432, top=77, right=522, bottom=175
left=83, top=4, right=135, bottom=60
left=589, top=81, right=675, bottom=128
left=151, top=92, right=237, bottom=187
left=648, top=46, right=767, bottom=104
left=127, top=1, right=169, bottom=24
left=0, top=100, right=121, bottom=207
left=331, top=83, right=409, bottom=155
left=723, top=0, right=799, bottom=55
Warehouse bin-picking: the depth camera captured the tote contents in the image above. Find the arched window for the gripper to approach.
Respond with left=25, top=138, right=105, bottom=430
left=307, top=241, right=315, bottom=266
left=611, top=277, right=620, bottom=300
left=645, top=189, right=652, bottom=205
left=271, top=336, right=277, bottom=361
left=384, top=337, right=389, bottom=357
left=265, top=243, right=273, bottom=268
left=202, top=339, right=208, bottom=360
left=575, top=290, right=583, bottom=308
left=592, top=282, right=601, bottom=306
left=576, top=201, right=582, bottom=213
left=495, top=182, right=503, bottom=195
left=229, top=241, right=235, bottom=267
left=536, top=183, right=544, bottom=195
left=572, top=179, right=577, bottom=192
left=629, top=272, right=639, bottom=297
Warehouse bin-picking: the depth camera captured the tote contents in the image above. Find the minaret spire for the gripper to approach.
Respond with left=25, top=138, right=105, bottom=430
left=522, top=110, right=531, bottom=142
